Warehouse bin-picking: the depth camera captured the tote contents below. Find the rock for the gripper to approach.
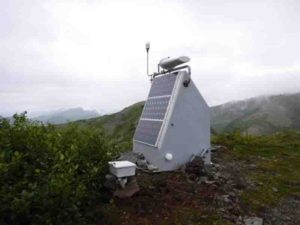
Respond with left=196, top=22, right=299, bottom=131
left=214, top=163, right=221, bottom=169
left=118, top=152, right=145, bottom=164
left=210, top=145, right=227, bottom=152
left=222, top=194, right=231, bottom=203
left=222, top=172, right=231, bottom=180
left=204, top=163, right=214, bottom=174
left=248, top=164, right=256, bottom=169
left=105, top=174, right=116, bottom=181
left=185, top=156, right=205, bottom=178
left=104, top=173, right=118, bottom=189
left=136, top=159, right=148, bottom=168
left=214, top=172, right=221, bottom=179
left=220, top=207, right=226, bottom=212
left=147, top=164, right=159, bottom=172
left=114, top=178, right=140, bottom=198
left=228, top=191, right=236, bottom=197
left=104, top=179, right=117, bottom=190
left=236, top=216, right=244, bottom=225
left=199, top=176, right=208, bottom=184
left=272, top=187, right=278, bottom=192
left=234, top=179, right=247, bottom=190
left=118, top=177, right=128, bottom=189
left=244, top=217, right=263, bottom=225
left=205, top=180, right=216, bottom=185
left=117, top=152, right=160, bottom=172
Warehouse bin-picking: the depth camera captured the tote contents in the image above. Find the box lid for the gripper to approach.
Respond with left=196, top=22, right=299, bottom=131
left=109, top=160, right=136, bottom=168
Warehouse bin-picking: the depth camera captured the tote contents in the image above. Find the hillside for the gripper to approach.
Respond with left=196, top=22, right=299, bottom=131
left=1, top=105, right=300, bottom=225
left=211, top=93, right=300, bottom=135
left=72, top=102, right=144, bottom=150
left=32, top=107, right=99, bottom=124
left=70, top=93, right=300, bottom=146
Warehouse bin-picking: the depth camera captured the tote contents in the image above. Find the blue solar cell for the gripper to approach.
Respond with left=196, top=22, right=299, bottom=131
left=148, top=73, right=177, bottom=97
left=133, top=120, right=163, bottom=146
left=141, top=96, right=170, bottom=120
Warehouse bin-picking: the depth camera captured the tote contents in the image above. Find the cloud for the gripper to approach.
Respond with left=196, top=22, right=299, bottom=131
left=0, top=0, right=299, bottom=116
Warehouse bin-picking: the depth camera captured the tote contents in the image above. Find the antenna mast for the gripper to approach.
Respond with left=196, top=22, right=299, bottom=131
left=145, top=42, right=150, bottom=78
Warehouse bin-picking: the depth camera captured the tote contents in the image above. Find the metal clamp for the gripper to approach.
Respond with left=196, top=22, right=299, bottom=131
left=151, top=65, right=191, bottom=79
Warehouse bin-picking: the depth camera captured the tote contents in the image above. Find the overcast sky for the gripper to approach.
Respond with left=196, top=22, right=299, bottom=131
left=0, top=0, right=299, bottom=116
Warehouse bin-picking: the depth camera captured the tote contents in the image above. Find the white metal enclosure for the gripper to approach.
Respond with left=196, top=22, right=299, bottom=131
left=133, top=69, right=210, bottom=171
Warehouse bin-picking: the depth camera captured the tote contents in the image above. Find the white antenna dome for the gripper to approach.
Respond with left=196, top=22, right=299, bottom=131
left=159, top=56, right=190, bottom=70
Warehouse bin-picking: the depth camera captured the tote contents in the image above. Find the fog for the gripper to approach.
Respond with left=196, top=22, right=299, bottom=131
left=0, top=0, right=299, bottom=116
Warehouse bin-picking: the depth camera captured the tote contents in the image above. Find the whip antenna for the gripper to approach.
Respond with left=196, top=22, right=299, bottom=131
left=145, top=42, right=150, bottom=77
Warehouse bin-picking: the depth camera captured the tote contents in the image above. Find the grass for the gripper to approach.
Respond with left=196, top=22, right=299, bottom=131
left=93, top=130, right=300, bottom=224
left=214, top=131, right=300, bottom=210
left=171, top=208, right=234, bottom=225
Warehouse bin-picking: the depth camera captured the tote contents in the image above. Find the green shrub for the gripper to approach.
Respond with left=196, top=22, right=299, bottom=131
left=0, top=112, right=119, bottom=225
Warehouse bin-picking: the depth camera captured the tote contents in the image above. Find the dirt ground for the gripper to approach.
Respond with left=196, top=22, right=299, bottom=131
left=99, top=147, right=300, bottom=225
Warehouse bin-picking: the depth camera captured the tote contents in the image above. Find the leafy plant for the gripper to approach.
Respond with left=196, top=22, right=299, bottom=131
left=0, top=112, right=119, bottom=225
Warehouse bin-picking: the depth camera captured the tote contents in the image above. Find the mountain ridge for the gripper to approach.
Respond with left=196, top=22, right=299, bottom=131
left=66, top=93, right=300, bottom=149
left=32, top=107, right=100, bottom=124
left=211, top=92, right=300, bottom=134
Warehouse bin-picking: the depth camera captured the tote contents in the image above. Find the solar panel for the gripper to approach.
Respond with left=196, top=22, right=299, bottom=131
left=140, top=96, right=171, bottom=120
left=148, top=73, right=177, bottom=97
left=134, top=72, right=178, bottom=146
left=133, top=120, right=163, bottom=146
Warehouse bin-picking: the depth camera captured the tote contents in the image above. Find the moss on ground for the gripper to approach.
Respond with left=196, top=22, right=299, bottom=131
left=213, top=131, right=300, bottom=211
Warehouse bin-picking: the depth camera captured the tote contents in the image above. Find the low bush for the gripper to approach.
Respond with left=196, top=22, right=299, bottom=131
left=0, top=112, right=119, bottom=225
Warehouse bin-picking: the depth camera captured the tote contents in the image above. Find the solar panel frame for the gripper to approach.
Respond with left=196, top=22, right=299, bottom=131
left=133, top=72, right=178, bottom=146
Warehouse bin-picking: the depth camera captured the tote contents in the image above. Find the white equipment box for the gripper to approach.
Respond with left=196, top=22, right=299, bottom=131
left=108, top=161, right=136, bottom=178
